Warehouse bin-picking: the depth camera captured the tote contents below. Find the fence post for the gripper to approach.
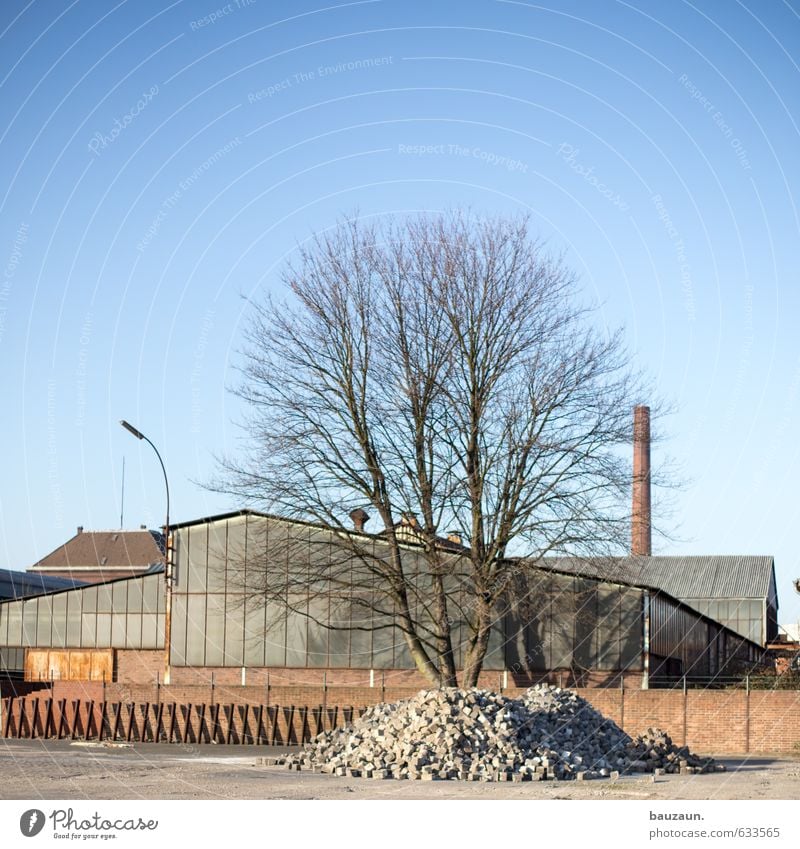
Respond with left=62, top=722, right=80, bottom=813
left=682, top=677, right=688, bottom=746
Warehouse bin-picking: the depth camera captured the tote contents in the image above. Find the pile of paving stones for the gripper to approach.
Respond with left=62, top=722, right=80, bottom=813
left=275, top=685, right=721, bottom=781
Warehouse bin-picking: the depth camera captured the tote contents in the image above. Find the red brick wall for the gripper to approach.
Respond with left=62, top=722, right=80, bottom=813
left=4, top=682, right=800, bottom=753
left=113, top=649, right=645, bottom=689
left=748, top=690, right=800, bottom=753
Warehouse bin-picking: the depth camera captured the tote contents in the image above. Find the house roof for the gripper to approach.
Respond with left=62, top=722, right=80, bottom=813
left=29, top=529, right=165, bottom=572
left=521, top=555, right=776, bottom=602
left=0, top=568, right=86, bottom=600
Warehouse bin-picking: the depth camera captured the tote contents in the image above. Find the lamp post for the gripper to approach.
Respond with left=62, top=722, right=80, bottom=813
left=120, top=420, right=173, bottom=685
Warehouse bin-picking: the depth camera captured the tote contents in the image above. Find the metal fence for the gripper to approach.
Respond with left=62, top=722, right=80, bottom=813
left=649, top=674, right=800, bottom=691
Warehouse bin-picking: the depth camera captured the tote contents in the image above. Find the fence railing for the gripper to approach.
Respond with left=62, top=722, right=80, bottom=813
left=649, top=674, right=800, bottom=691
left=0, top=696, right=367, bottom=745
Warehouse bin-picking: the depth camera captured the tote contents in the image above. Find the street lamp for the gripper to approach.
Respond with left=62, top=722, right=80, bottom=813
left=120, top=420, right=173, bottom=685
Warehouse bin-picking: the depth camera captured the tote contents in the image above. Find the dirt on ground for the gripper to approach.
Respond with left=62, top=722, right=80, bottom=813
left=0, top=740, right=797, bottom=800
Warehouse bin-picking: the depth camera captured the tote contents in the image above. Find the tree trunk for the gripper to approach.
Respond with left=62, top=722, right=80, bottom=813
left=460, top=608, right=494, bottom=688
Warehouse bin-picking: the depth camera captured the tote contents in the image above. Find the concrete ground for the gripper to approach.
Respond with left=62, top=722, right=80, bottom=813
left=0, top=739, right=797, bottom=800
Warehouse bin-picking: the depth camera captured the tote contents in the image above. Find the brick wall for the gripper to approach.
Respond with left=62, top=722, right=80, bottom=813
left=4, top=681, right=800, bottom=752
left=113, top=649, right=645, bottom=689
left=66, top=679, right=800, bottom=753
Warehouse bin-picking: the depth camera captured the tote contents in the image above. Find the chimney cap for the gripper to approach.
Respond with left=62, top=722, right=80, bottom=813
left=76, top=525, right=83, bottom=535
left=349, top=508, right=370, bottom=532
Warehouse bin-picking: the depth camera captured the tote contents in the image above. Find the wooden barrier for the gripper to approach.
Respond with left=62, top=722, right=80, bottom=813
left=0, top=696, right=358, bottom=745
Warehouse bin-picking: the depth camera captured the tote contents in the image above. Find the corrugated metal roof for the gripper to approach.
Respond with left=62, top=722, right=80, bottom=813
left=526, top=555, right=775, bottom=601
left=0, top=569, right=86, bottom=600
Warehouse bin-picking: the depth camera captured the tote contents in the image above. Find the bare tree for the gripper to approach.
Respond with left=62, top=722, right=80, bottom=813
left=217, top=211, right=654, bottom=688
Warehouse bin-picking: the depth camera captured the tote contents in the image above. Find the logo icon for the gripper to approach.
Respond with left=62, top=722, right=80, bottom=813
left=19, top=810, right=46, bottom=837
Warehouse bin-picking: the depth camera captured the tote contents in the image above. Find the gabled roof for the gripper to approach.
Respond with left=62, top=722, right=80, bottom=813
left=29, top=529, right=165, bottom=571
left=522, top=555, right=776, bottom=602
left=0, top=568, right=86, bottom=600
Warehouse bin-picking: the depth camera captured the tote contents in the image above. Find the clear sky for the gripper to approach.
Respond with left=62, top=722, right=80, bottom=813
left=1, top=0, right=798, bottom=625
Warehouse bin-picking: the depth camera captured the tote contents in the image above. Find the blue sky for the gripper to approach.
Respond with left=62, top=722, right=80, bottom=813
left=1, top=0, right=799, bottom=625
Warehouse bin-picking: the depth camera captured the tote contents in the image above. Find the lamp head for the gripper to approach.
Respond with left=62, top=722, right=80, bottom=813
left=120, top=420, right=145, bottom=440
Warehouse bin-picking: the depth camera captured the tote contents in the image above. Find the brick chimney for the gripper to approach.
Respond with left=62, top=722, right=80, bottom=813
left=349, top=508, right=370, bottom=533
left=631, top=404, right=651, bottom=556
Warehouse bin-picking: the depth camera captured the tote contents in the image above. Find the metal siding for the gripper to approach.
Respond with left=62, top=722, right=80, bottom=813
left=265, top=602, right=287, bottom=666
left=619, top=588, right=643, bottom=668
left=65, top=593, right=81, bottom=648
left=243, top=596, right=267, bottom=667
left=187, top=524, right=209, bottom=593
left=82, top=609, right=97, bottom=648
left=170, top=594, right=188, bottom=664
left=596, top=587, right=619, bottom=669
left=549, top=575, right=575, bottom=669
left=305, top=596, right=329, bottom=668
left=573, top=580, right=597, bottom=669
left=284, top=604, right=308, bottom=667
left=36, top=595, right=53, bottom=648
left=22, top=600, right=37, bottom=646
left=204, top=593, right=226, bottom=666
left=184, top=595, right=206, bottom=665
left=96, top=584, right=112, bottom=613
left=223, top=595, right=245, bottom=666
left=95, top=614, right=111, bottom=646
left=5, top=601, right=22, bottom=645
left=328, top=599, right=351, bottom=667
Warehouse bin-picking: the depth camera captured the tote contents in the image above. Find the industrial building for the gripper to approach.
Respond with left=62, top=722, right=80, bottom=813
left=0, top=510, right=766, bottom=687
left=0, top=404, right=772, bottom=688
left=531, top=555, right=777, bottom=646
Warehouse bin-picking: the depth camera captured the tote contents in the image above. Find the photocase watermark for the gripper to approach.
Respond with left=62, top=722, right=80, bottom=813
left=19, top=806, right=158, bottom=837
left=19, top=808, right=45, bottom=837
left=190, top=309, right=214, bottom=433
left=678, top=74, right=751, bottom=171
left=75, top=313, right=92, bottom=428
left=190, top=0, right=256, bottom=31
left=137, top=137, right=243, bottom=252
left=651, top=194, right=696, bottom=322
left=247, top=56, right=393, bottom=103
left=87, top=85, right=159, bottom=156
left=556, top=144, right=629, bottom=211
left=0, top=221, right=28, bottom=345
left=397, top=143, right=528, bottom=173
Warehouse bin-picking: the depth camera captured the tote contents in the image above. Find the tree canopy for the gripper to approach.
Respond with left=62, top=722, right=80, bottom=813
left=218, top=211, right=653, bottom=686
